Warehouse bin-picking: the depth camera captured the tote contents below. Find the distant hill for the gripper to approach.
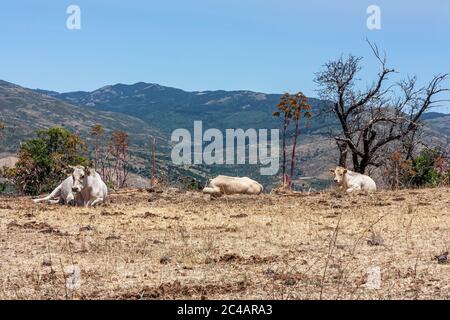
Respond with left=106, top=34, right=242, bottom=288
left=0, top=80, right=180, bottom=188
left=1, top=80, right=449, bottom=189
left=0, top=80, right=166, bottom=153
left=52, top=82, right=336, bottom=135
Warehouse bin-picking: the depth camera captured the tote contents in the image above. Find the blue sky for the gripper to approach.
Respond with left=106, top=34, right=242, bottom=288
left=1, top=0, right=449, bottom=112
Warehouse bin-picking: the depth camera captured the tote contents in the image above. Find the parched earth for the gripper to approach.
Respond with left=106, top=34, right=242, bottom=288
left=0, top=187, right=449, bottom=300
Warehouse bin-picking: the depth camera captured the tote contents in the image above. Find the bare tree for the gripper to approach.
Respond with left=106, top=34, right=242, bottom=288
left=110, top=130, right=129, bottom=189
left=315, top=41, right=449, bottom=174
left=90, top=124, right=105, bottom=170
left=0, top=122, right=5, bottom=144
left=150, top=137, right=157, bottom=188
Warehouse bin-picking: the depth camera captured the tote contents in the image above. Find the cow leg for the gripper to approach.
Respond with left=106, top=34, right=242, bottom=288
left=65, top=194, right=75, bottom=206
left=47, top=199, right=61, bottom=205
left=89, top=198, right=104, bottom=207
left=202, top=186, right=221, bottom=195
left=346, top=186, right=361, bottom=193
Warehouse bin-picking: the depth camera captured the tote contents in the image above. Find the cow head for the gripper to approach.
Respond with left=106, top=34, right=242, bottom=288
left=68, top=165, right=87, bottom=193
left=330, top=166, right=347, bottom=185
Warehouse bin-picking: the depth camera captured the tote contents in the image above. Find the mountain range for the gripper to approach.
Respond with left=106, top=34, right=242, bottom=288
left=1, top=80, right=449, bottom=189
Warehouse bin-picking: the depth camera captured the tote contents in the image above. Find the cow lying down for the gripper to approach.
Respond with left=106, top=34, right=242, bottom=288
left=203, top=175, right=263, bottom=197
left=33, top=165, right=108, bottom=207
left=330, top=166, right=377, bottom=193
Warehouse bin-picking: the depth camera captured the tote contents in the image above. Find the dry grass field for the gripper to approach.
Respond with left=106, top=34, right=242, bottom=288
left=0, top=187, right=449, bottom=300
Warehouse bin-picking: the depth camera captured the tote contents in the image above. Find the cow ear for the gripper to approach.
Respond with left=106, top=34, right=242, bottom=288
left=343, top=169, right=348, bottom=174
left=329, top=169, right=335, bottom=173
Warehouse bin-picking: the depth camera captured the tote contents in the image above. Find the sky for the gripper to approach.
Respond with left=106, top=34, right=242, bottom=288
left=1, top=0, right=449, bottom=112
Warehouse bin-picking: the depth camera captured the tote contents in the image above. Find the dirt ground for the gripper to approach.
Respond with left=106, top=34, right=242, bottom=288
left=0, top=187, right=449, bottom=300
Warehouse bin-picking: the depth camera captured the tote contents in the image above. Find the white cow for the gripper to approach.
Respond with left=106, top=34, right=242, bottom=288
left=330, top=166, right=377, bottom=193
left=33, top=166, right=108, bottom=206
left=33, top=165, right=85, bottom=205
left=79, top=168, right=108, bottom=207
left=203, top=175, right=263, bottom=197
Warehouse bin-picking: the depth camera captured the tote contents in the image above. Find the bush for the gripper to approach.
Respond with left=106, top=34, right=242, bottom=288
left=402, top=148, right=449, bottom=187
left=0, top=166, right=17, bottom=195
left=14, top=127, right=88, bottom=195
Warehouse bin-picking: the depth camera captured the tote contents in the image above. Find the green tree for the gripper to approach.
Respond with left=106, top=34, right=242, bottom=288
left=273, top=93, right=293, bottom=187
left=288, top=93, right=311, bottom=189
left=273, top=92, right=311, bottom=189
left=15, top=127, right=88, bottom=195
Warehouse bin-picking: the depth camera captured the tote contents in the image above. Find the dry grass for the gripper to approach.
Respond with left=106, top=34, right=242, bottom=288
left=0, top=187, right=449, bottom=300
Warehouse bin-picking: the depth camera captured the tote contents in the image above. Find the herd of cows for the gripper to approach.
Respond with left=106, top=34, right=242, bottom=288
left=32, top=165, right=377, bottom=206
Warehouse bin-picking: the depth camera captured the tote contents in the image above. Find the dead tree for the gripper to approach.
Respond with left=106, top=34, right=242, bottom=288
left=110, top=131, right=129, bottom=189
left=314, top=41, right=449, bottom=174
left=0, top=122, right=5, bottom=144
left=90, top=124, right=105, bottom=170
left=150, top=137, right=157, bottom=188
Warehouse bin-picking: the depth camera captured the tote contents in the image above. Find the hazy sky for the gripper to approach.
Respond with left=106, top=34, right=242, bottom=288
left=1, top=0, right=449, bottom=111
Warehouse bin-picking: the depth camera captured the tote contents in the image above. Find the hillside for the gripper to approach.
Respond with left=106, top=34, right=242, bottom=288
left=53, top=82, right=336, bottom=135
left=1, top=187, right=448, bottom=299
left=0, top=81, right=182, bottom=187
left=52, top=82, right=450, bottom=186
left=1, top=80, right=449, bottom=189
left=0, top=80, right=166, bottom=153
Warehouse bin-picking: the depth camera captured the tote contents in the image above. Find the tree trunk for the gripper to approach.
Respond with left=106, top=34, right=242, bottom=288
left=281, top=121, right=288, bottom=187
left=337, top=141, right=348, bottom=167
left=289, top=120, right=301, bottom=188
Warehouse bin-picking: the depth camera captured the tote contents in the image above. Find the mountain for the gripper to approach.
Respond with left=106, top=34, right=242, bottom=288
left=59, top=82, right=450, bottom=186
left=423, top=114, right=450, bottom=136
left=1, top=80, right=449, bottom=189
left=53, top=81, right=450, bottom=136
left=53, top=82, right=336, bottom=135
left=0, top=80, right=183, bottom=188
left=0, top=81, right=258, bottom=188
left=421, top=111, right=448, bottom=120
left=0, top=80, right=167, bottom=152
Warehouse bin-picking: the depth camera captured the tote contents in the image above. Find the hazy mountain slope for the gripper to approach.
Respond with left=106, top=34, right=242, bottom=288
left=56, top=81, right=449, bottom=138
left=55, top=82, right=336, bottom=135
left=0, top=80, right=214, bottom=188
left=0, top=80, right=166, bottom=153
left=424, top=114, right=450, bottom=137
left=2, top=80, right=448, bottom=189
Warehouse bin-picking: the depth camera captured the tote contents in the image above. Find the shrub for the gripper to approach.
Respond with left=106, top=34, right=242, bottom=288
left=402, top=148, right=449, bottom=187
left=14, top=127, right=88, bottom=195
